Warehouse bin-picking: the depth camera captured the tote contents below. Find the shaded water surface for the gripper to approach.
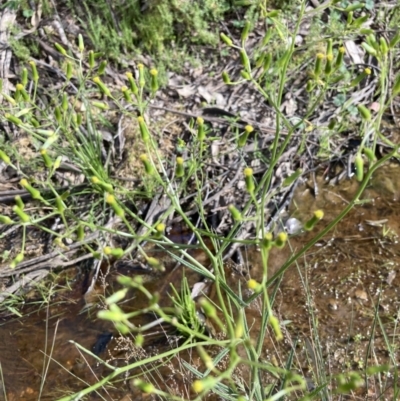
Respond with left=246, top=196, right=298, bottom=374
left=1, top=164, right=400, bottom=400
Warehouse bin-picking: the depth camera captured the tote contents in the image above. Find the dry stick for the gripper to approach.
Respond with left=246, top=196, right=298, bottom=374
left=171, top=164, right=243, bottom=222
left=0, top=216, right=120, bottom=277
left=0, top=7, right=16, bottom=100
left=136, top=192, right=172, bottom=238
left=0, top=237, right=87, bottom=276
left=148, top=104, right=284, bottom=135
left=0, top=6, right=16, bottom=139
left=0, top=269, right=48, bottom=303
left=1, top=253, right=95, bottom=281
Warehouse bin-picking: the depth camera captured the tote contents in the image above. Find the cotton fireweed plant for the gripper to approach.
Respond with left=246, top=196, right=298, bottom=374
left=1, top=2, right=400, bottom=400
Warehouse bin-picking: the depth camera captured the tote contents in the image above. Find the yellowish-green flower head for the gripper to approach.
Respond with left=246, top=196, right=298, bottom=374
left=244, top=167, right=253, bottom=177
left=20, top=179, right=28, bottom=187
left=245, top=125, right=254, bottom=133
left=247, top=279, right=259, bottom=290
left=314, top=210, right=324, bottom=220
left=106, top=194, right=115, bottom=204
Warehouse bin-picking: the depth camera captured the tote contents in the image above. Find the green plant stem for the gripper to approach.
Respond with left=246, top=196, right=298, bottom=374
left=372, top=58, right=389, bottom=152
left=151, top=147, right=236, bottom=335
left=21, top=224, right=26, bottom=254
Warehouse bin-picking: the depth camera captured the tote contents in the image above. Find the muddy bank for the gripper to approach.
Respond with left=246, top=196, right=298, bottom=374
left=1, top=164, right=400, bottom=400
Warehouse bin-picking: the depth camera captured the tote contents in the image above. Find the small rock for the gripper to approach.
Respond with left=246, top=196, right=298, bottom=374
left=328, top=299, right=339, bottom=310
left=386, top=270, right=396, bottom=285
left=355, top=289, right=368, bottom=301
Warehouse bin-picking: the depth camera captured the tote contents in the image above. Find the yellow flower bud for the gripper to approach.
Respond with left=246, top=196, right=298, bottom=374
left=88, top=50, right=95, bottom=68
left=138, top=63, right=145, bottom=88
left=93, top=76, right=111, bottom=96
left=20, top=179, right=42, bottom=200
left=29, top=60, right=39, bottom=82
left=98, top=60, right=107, bottom=75
left=13, top=205, right=30, bottom=223
left=222, top=71, right=231, bottom=84
left=304, top=210, right=324, bottom=231
left=175, top=157, right=184, bottom=178
left=140, top=154, right=153, bottom=174
left=354, top=153, right=364, bottom=182
left=155, top=223, right=165, bottom=238
left=0, top=150, right=11, bottom=164
left=146, top=257, right=165, bottom=272
left=150, top=68, right=158, bottom=93
left=244, top=167, right=255, bottom=194
left=133, top=380, right=154, bottom=394
left=106, top=194, right=124, bottom=217
left=121, top=86, right=131, bottom=101
left=198, top=297, right=217, bottom=318
left=78, top=33, right=84, bottom=52
left=15, top=195, right=24, bottom=210
left=0, top=215, right=13, bottom=224
left=314, top=53, right=325, bottom=77
left=270, top=315, right=283, bottom=341
left=245, top=125, right=254, bottom=133
left=261, top=232, right=273, bottom=251
left=137, top=116, right=150, bottom=143
left=192, top=380, right=204, bottom=393
left=54, top=43, right=67, bottom=55
left=40, top=148, right=52, bottom=168
left=10, top=252, right=24, bottom=269
left=247, top=279, right=261, bottom=291
left=335, top=46, right=345, bottom=69
left=228, top=204, right=242, bottom=222
left=197, top=117, right=205, bottom=141
left=104, top=247, right=124, bottom=258
left=220, top=33, right=233, bottom=46
left=274, top=232, right=287, bottom=249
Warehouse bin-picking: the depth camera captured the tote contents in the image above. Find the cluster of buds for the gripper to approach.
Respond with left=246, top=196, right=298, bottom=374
left=260, top=232, right=287, bottom=252
left=307, top=41, right=347, bottom=92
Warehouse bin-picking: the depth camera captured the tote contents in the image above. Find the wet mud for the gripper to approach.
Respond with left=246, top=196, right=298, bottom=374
left=1, top=164, right=400, bottom=400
